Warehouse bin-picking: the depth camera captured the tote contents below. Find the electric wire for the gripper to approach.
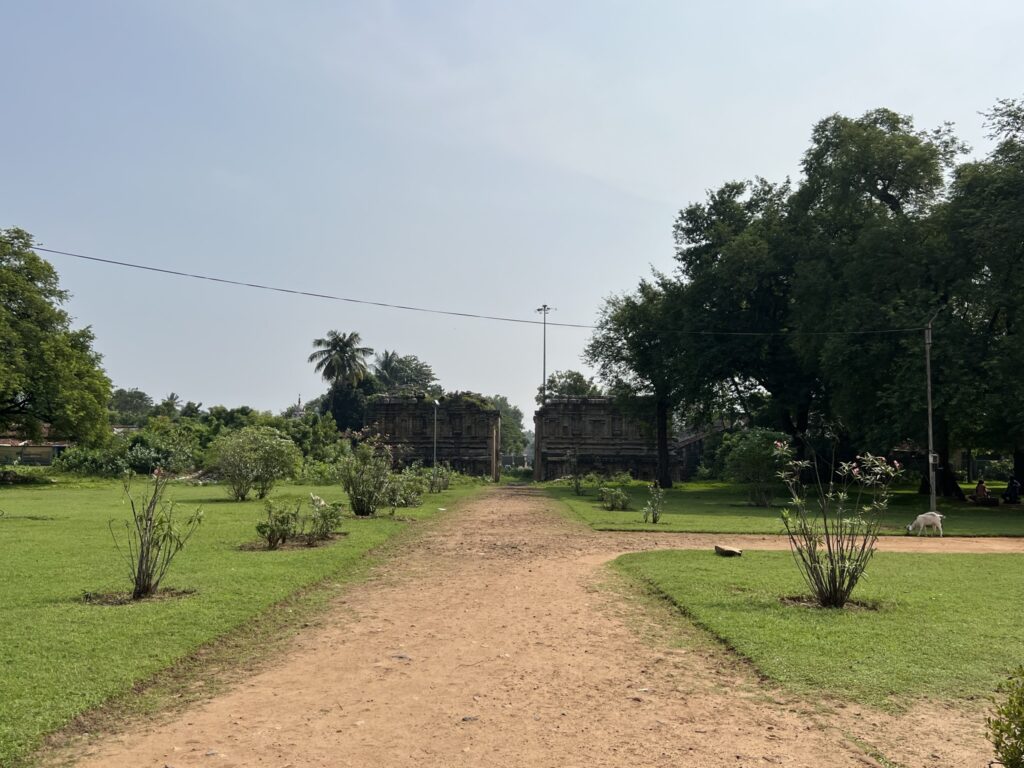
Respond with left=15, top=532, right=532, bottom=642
left=36, top=245, right=926, bottom=337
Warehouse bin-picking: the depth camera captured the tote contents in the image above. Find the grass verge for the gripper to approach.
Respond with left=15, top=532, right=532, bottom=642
left=614, top=548, right=1024, bottom=707
left=0, top=477, right=485, bottom=766
left=549, top=481, right=1024, bottom=536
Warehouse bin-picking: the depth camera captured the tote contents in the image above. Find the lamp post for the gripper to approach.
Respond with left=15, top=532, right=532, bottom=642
left=924, top=312, right=940, bottom=514
left=535, top=304, right=555, bottom=400
left=433, top=399, right=440, bottom=469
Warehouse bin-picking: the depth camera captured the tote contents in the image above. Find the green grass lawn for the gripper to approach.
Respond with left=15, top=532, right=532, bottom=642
left=550, top=481, right=1024, bottom=536
left=615, top=549, right=1024, bottom=706
left=0, top=477, right=483, bottom=765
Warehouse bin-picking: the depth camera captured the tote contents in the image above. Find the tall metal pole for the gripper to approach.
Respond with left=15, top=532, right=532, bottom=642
left=536, top=304, right=554, bottom=400
left=433, top=402, right=438, bottom=468
left=925, top=318, right=938, bottom=514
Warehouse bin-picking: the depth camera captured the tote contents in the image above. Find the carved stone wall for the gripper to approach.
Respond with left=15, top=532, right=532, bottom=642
left=532, top=397, right=680, bottom=481
left=367, top=396, right=500, bottom=480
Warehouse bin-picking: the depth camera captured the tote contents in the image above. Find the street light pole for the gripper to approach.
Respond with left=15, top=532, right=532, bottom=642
left=536, top=304, right=554, bottom=400
left=924, top=309, right=942, bottom=514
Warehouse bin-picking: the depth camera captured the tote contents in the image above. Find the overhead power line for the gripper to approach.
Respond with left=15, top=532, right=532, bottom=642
left=36, top=245, right=925, bottom=337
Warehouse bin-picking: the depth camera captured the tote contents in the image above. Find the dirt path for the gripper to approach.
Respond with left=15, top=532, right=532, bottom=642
left=69, top=487, right=994, bottom=768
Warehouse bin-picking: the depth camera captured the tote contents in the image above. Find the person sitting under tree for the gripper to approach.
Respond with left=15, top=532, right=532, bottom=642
left=1003, top=476, right=1022, bottom=504
left=973, top=478, right=990, bottom=501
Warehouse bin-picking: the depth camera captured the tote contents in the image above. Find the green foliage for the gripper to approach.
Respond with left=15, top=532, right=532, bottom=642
left=490, top=394, right=527, bottom=455
left=373, top=350, right=438, bottom=394
left=720, top=428, right=789, bottom=506
left=255, top=499, right=301, bottom=550
left=110, top=472, right=203, bottom=600
left=535, top=369, right=603, bottom=404
left=54, top=440, right=130, bottom=476
left=0, top=228, right=111, bottom=443
left=777, top=444, right=901, bottom=608
left=429, top=461, right=453, bottom=493
left=338, top=437, right=393, bottom=516
left=642, top=481, right=664, bottom=523
left=208, top=426, right=302, bottom=501
left=308, top=330, right=373, bottom=387
left=306, top=493, right=343, bottom=543
left=108, top=387, right=153, bottom=426
left=599, top=486, right=630, bottom=511
left=386, top=465, right=427, bottom=509
left=989, top=666, right=1024, bottom=768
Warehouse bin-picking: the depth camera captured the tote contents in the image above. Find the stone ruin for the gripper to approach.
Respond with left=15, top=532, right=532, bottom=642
left=366, top=394, right=501, bottom=481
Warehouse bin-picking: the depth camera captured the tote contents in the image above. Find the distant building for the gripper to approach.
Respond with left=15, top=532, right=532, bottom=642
left=533, top=397, right=673, bottom=481
left=0, top=437, right=68, bottom=466
left=532, top=397, right=725, bottom=481
left=366, top=394, right=501, bottom=481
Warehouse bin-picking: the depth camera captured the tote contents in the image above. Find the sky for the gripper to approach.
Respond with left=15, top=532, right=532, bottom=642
left=2, top=1, right=1022, bottom=425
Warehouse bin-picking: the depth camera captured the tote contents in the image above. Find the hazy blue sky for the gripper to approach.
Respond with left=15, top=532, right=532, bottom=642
left=3, top=1, right=1021, bottom=424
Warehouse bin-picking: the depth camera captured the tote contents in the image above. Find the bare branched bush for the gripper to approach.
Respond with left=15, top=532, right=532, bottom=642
left=110, top=471, right=203, bottom=599
left=642, top=482, right=664, bottom=523
left=776, top=443, right=900, bottom=609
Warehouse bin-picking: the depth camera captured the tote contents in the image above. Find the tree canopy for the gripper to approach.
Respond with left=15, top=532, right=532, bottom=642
left=535, top=369, right=603, bottom=404
left=308, top=331, right=373, bottom=387
left=588, top=101, right=1024, bottom=490
left=0, top=228, right=110, bottom=443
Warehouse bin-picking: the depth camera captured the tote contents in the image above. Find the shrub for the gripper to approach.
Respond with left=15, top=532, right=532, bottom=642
left=599, top=486, right=630, bottom=511
left=776, top=443, right=900, bottom=609
left=300, top=459, right=343, bottom=485
left=110, top=472, right=203, bottom=599
left=642, top=482, right=664, bottom=523
left=428, top=462, right=453, bottom=493
left=721, top=428, right=789, bottom=506
left=256, top=500, right=301, bottom=550
left=387, top=466, right=427, bottom=509
left=207, top=426, right=301, bottom=501
left=307, top=493, right=343, bottom=543
left=55, top=440, right=129, bottom=476
left=338, top=438, right=393, bottom=517
left=989, top=666, right=1024, bottom=768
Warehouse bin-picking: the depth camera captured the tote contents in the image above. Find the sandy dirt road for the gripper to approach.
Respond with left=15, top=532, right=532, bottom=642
left=67, top=486, right=998, bottom=768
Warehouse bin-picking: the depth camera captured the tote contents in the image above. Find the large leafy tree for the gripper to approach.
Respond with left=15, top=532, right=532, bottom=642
left=373, top=350, right=438, bottom=394
left=586, top=281, right=679, bottom=488
left=308, top=331, right=373, bottom=387
left=534, top=369, right=603, bottom=404
left=0, top=228, right=110, bottom=442
left=490, top=394, right=526, bottom=455
left=946, top=98, right=1024, bottom=476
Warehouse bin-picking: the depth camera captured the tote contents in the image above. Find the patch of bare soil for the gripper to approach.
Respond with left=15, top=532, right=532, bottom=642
left=62, top=487, right=992, bottom=767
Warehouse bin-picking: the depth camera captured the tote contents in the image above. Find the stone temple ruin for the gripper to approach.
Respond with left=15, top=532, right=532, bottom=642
left=532, top=397, right=712, bottom=482
left=367, top=394, right=501, bottom=481
left=533, top=397, right=665, bottom=481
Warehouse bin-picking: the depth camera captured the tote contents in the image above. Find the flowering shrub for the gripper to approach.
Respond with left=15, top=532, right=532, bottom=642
left=599, top=486, right=630, bottom=511
left=989, top=666, right=1024, bottom=768
left=775, top=442, right=900, bottom=608
left=642, top=482, right=664, bottom=523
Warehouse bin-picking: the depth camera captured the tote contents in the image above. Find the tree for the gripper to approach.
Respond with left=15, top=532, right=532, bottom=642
left=109, top=387, right=154, bottom=426
left=946, top=98, right=1024, bottom=478
left=373, top=350, right=438, bottom=393
left=490, top=394, right=526, bottom=455
left=308, top=331, right=373, bottom=387
left=586, top=282, right=679, bottom=488
left=0, top=228, right=111, bottom=442
left=535, top=369, right=603, bottom=404
left=207, top=426, right=301, bottom=500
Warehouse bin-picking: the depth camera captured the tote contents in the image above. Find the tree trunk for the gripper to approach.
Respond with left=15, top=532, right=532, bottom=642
left=656, top=397, right=673, bottom=489
left=936, top=420, right=966, bottom=501
left=1014, top=447, right=1024, bottom=481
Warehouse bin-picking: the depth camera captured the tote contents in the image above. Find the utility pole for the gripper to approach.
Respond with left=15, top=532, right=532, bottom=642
left=925, top=310, right=941, bottom=514
left=535, top=304, right=555, bottom=400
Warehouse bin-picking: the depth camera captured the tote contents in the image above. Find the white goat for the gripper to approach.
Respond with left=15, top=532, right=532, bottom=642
left=907, top=512, right=945, bottom=537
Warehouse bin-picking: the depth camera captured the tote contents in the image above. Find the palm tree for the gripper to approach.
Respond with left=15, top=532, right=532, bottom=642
left=308, top=331, right=373, bottom=387
left=374, top=350, right=403, bottom=390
